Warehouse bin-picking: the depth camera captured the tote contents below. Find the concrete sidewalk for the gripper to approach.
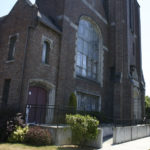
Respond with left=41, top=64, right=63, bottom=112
left=100, top=137, right=150, bottom=150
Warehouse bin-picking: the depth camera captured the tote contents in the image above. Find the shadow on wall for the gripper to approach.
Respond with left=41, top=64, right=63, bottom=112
left=58, top=146, right=94, bottom=150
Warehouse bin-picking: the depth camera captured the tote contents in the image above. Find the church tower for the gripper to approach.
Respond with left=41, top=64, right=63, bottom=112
left=108, top=0, right=145, bottom=121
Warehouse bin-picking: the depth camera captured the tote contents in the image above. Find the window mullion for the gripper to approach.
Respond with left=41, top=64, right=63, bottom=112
left=76, top=19, right=100, bottom=81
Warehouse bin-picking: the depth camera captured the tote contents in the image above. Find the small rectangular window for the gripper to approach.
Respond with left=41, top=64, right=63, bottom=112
left=133, top=43, right=135, bottom=56
left=42, top=41, right=50, bottom=64
left=129, top=0, right=134, bottom=32
left=2, top=79, right=11, bottom=105
left=110, top=67, right=115, bottom=81
left=8, top=36, right=17, bottom=60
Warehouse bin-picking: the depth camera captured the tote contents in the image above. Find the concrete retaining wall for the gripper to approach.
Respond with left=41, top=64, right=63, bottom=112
left=113, top=125, right=150, bottom=144
left=40, top=125, right=103, bottom=149
left=102, top=126, right=113, bottom=138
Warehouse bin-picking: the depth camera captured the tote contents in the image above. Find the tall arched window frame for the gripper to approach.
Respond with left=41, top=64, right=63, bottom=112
left=8, top=35, right=18, bottom=61
left=76, top=17, right=102, bottom=82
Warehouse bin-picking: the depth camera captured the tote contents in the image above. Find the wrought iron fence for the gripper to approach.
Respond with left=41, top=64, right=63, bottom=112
left=25, top=104, right=150, bottom=127
left=26, top=105, right=76, bottom=125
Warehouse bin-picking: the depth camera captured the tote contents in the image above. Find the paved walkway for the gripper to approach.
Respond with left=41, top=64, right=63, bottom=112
left=100, top=137, right=150, bottom=150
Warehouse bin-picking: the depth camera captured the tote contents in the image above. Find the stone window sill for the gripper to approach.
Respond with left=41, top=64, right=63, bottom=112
left=76, top=74, right=101, bottom=85
left=40, top=63, right=50, bottom=67
left=5, top=59, right=15, bottom=63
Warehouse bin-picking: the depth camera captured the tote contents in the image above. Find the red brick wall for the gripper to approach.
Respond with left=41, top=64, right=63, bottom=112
left=0, top=0, right=36, bottom=107
left=0, top=0, right=145, bottom=120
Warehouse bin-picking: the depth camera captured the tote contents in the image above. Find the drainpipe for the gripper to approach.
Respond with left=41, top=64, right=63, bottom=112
left=55, top=35, right=62, bottom=107
left=18, top=26, right=32, bottom=112
left=19, top=7, right=37, bottom=112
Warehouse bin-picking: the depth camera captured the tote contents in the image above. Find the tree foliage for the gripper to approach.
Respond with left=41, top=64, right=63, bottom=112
left=145, top=96, right=150, bottom=108
left=145, top=96, right=150, bottom=118
left=69, top=93, right=77, bottom=109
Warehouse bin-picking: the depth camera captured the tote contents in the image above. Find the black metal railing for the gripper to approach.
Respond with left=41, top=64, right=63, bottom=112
left=25, top=104, right=150, bottom=127
left=25, top=105, right=77, bottom=125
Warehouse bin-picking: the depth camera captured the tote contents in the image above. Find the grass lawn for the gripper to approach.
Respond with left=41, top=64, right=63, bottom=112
left=0, top=143, right=94, bottom=150
left=0, top=143, right=58, bottom=150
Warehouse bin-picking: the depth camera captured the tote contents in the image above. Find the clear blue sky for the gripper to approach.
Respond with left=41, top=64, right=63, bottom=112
left=137, top=0, right=150, bottom=96
left=0, top=0, right=150, bottom=96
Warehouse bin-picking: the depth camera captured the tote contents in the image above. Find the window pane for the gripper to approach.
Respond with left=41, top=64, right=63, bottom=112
left=88, top=71, right=92, bottom=78
left=82, top=20, right=90, bottom=28
left=88, top=59, right=92, bottom=70
left=77, top=52, right=82, bottom=66
left=77, top=38, right=83, bottom=52
left=91, top=97, right=95, bottom=111
left=8, top=36, right=17, bottom=60
left=87, top=59, right=92, bottom=78
left=88, top=44, right=93, bottom=58
left=86, top=97, right=91, bottom=111
left=2, top=79, right=11, bottom=105
left=80, top=94, right=85, bottom=110
left=45, top=42, right=49, bottom=64
left=84, top=29, right=89, bottom=40
left=82, top=69, right=86, bottom=77
left=78, top=25, right=84, bottom=37
left=42, top=41, right=50, bottom=64
left=82, top=55, right=86, bottom=69
left=93, top=74, right=96, bottom=80
left=76, top=66, right=82, bottom=75
left=93, top=49, right=98, bottom=60
left=94, top=41, right=99, bottom=50
left=76, top=19, right=100, bottom=80
left=77, top=94, right=81, bottom=110
left=42, top=43, right=46, bottom=63
left=77, top=92, right=100, bottom=112
left=83, top=42, right=88, bottom=55
left=93, top=63, right=97, bottom=74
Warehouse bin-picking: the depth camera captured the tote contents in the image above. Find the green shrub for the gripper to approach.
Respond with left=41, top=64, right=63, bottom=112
left=0, top=106, right=25, bottom=142
left=68, top=93, right=77, bottom=110
left=8, top=126, right=29, bottom=143
left=85, top=111, right=112, bottom=123
left=7, top=113, right=26, bottom=134
left=0, top=106, right=18, bottom=142
left=66, top=114, right=99, bottom=145
left=145, top=96, right=150, bottom=119
left=24, top=126, right=51, bottom=146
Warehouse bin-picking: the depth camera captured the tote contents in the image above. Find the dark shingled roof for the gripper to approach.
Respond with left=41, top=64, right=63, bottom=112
left=37, top=11, right=61, bottom=34
left=25, top=0, right=33, bottom=6
left=0, top=15, right=7, bottom=22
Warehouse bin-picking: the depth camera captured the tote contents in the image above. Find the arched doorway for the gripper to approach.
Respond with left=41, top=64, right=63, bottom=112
left=27, top=86, right=47, bottom=124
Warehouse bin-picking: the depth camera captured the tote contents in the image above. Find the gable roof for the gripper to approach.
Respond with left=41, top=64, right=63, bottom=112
left=0, top=0, right=61, bottom=34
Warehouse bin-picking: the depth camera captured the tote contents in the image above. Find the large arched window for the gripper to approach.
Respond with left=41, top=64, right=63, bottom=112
left=76, top=18, right=101, bottom=81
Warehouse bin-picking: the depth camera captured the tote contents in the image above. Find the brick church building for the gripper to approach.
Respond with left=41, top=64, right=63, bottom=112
left=0, top=0, right=145, bottom=123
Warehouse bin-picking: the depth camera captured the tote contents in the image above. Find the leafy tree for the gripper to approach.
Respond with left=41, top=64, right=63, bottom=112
left=145, top=96, right=150, bottom=118
left=145, top=96, right=150, bottom=108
